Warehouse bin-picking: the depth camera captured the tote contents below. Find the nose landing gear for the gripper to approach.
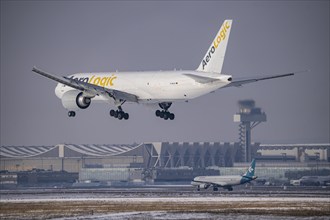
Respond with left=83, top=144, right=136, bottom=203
left=68, top=111, right=76, bottom=117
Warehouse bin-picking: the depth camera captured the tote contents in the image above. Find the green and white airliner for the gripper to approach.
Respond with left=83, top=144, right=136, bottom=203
left=191, top=159, right=257, bottom=191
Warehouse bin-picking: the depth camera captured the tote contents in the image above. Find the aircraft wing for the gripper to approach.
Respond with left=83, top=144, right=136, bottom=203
left=32, top=67, right=83, bottom=90
left=32, top=67, right=138, bottom=103
left=211, top=181, right=228, bottom=187
left=223, top=71, right=298, bottom=88
left=194, top=180, right=227, bottom=187
left=63, top=76, right=138, bottom=102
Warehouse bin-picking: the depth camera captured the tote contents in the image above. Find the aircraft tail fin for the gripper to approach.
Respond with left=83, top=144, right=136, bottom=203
left=197, top=19, right=232, bottom=74
left=243, top=159, right=256, bottom=178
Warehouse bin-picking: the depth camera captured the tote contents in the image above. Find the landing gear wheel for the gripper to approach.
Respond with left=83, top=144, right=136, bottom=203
left=213, top=187, right=218, bottom=191
left=163, top=112, right=169, bottom=120
left=155, top=110, right=175, bottom=120
left=110, top=109, right=116, bottom=117
left=117, top=111, right=123, bottom=120
left=68, top=111, right=76, bottom=117
left=156, top=102, right=175, bottom=120
left=156, top=110, right=161, bottom=117
left=109, top=109, right=129, bottom=120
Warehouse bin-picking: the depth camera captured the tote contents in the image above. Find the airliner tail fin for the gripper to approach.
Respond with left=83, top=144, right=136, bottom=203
left=243, top=159, right=256, bottom=178
left=197, top=20, right=232, bottom=74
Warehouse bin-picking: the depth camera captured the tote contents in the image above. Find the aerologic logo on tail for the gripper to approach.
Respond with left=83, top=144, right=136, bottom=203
left=202, top=21, right=231, bottom=70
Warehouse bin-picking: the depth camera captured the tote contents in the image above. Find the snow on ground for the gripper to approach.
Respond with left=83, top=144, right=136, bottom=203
left=1, top=196, right=329, bottom=203
left=51, top=212, right=330, bottom=220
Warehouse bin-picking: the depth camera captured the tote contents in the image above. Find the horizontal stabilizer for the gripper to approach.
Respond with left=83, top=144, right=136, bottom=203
left=184, top=74, right=219, bottom=84
left=223, top=71, right=307, bottom=88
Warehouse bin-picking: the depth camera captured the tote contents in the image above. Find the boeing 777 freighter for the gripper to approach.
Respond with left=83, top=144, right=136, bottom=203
left=33, top=20, right=296, bottom=120
left=191, top=159, right=257, bottom=191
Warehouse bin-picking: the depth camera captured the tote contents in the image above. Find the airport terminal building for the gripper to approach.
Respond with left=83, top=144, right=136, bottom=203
left=1, top=100, right=329, bottom=185
left=0, top=142, right=241, bottom=172
left=1, top=142, right=329, bottom=185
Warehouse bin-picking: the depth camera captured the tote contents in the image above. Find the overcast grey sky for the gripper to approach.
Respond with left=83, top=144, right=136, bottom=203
left=1, top=1, right=329, bottom=146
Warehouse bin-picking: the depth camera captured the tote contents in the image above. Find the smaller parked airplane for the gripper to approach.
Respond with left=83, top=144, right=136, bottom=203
left=191, top=159, right=257, bottom=191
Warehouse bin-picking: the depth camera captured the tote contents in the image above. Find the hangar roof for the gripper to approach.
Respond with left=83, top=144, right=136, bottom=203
left=0, top=146, right=56, bottom=158
left=0, top=143, right=143, bottom=158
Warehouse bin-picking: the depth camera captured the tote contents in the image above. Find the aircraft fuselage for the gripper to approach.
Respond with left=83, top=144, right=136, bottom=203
left=55, top=71, right=232, bottom=104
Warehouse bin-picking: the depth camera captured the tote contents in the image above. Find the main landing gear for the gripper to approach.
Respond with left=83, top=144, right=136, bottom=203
left=155, top=102, right=175, bottom=120
left=227, top=186, right=233, bottom=191
left=109, top=106, right=129, bottom=120
left=68, top=111, right=76, bottom=117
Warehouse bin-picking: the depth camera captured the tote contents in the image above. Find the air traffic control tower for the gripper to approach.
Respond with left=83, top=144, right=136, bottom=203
left=234, top=100, right=266, bottom=162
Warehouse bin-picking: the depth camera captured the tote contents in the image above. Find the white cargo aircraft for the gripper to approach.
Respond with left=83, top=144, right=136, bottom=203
left=191, top=159, right=257, bottom=191
left=33, top=19, right=296, bottom=120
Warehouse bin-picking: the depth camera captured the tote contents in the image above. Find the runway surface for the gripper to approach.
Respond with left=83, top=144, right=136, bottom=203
left=1, top=186, right=330, bottom=219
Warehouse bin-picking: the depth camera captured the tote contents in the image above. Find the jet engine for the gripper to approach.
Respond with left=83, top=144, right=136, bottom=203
left=75, top=92, right=91, bottom=109
left=199, top=183, right=210, bottom=189
left=61, top=90, right=92, bottom=110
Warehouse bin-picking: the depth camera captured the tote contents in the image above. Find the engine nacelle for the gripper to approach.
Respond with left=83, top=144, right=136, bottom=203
left=76, top=92, right=91, bottom=109
left=199, top=183, right=210, bottom=189
left=61, top=90, right=92, bottom=111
